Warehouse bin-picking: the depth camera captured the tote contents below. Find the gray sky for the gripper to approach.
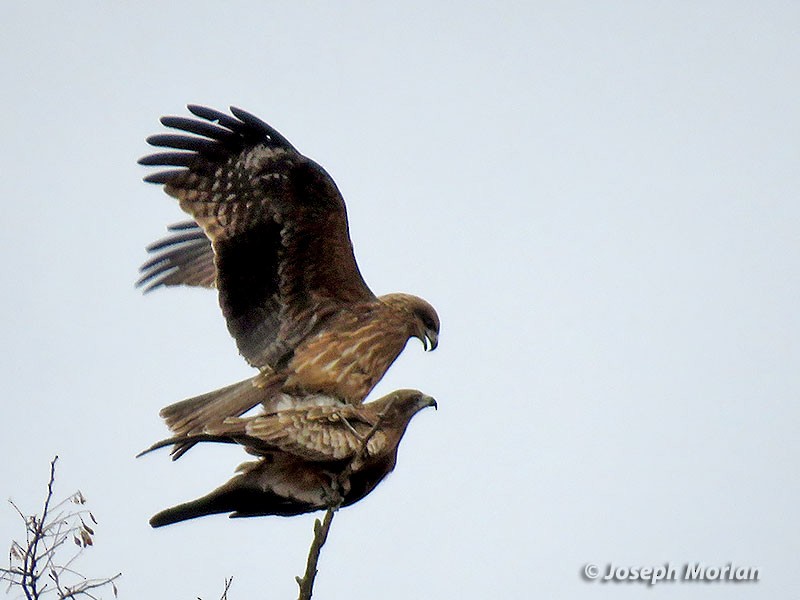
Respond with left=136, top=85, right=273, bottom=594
left=1, top=2, right=798, bottom=598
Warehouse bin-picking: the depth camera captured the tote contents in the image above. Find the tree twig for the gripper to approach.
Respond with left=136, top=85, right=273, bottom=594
left=20, top=456, right=59, bottom=600
left=295, top=510, right=335, bottom=600
left=1, top=457, right=121, bottom=600
left=219, top=576, right=233, bottom=600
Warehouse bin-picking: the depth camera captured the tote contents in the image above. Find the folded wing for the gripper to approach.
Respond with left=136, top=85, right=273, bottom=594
left=207, top=404, right=386, bottom=463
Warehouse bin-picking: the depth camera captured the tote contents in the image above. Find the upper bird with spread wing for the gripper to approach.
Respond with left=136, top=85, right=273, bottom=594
left=138, top=106, right=439, bottom=452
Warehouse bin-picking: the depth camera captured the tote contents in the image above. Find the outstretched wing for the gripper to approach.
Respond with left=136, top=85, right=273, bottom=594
left=207, top=405, right=387, bottom=462
left=137, top=221, right=215, bottom=291
left=139, top=105, right=376, bottom=369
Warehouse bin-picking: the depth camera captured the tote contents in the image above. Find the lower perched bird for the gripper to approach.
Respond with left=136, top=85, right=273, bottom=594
left=140, top=389, right=436, bottom=527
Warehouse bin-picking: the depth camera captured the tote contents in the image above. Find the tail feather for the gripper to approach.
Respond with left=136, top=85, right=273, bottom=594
left=150, top=488, right=239, bottom=528
left=160, top=376, right=269, bottom=434
left=159, top=375, right=282, bottom=458
left=149, top=476, right=316, bottom=527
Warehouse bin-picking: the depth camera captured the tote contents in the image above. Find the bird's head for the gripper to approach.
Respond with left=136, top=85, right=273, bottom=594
left=412, top=299, right=440, bottom=352
left=379, top=293, right=440, bottom=351
left=374, top=389, right=438, bottom=426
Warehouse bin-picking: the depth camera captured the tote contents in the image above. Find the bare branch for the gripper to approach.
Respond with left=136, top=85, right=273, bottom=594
left=18, top=456, right=59, bottom=600
left=1, top=457, right=121, bottom=600
left=295, top=510, right=334, bottom=600
left=219, top=576, right=233, bottom=600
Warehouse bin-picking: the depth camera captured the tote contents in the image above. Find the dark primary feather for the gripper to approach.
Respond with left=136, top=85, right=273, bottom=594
left=137, top=152, right=196, bottom=167
left=145, top=225, right=206, bottom=252
left=143, top=170, right=187, bottom=184
left=187, top=104, right=244, bottom=130
left=144, top=134, right=218, bottom=152
left=159, top=116, right=235, bottom=141
left=137, top=431, right=291, bottom=459
left=139, top=105, right=376, bottom=369
left=228, top=106, right=296, bottom=149
left=137, top=221, right=215, bottom=291
left=166, top=221, right=202, bottom=231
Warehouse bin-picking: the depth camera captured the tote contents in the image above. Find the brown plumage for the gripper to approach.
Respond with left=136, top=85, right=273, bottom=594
left=137, top=106, right=439, bottom=452
left=142, top=389, right=436, bottom=527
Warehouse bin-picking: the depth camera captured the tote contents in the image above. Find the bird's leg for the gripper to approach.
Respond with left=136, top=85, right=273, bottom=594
left=339, top=416, right=366, bottom=442
left=320, top=473, right=346, bottom=507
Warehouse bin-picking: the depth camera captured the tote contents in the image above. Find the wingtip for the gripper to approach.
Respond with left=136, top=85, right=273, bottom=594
left=228, top=105, right=252, bottom=119
left=134, top=276, right=159, bottom=293
left=229, top=105, right=296, bottom=149
left=186, top=103, right=212, bottom=115
left=142, top=169, right=187, bottom=184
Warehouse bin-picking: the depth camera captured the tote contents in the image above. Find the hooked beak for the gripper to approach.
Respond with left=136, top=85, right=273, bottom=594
left=422, top=329, right=438, bottom=352
left=422, top=395, right=437, bottom=410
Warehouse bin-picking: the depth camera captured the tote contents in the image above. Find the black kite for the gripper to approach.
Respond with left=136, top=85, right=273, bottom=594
left=142, top=389, right=436, bottom=527
left=137, top=106, right=439, bottom=453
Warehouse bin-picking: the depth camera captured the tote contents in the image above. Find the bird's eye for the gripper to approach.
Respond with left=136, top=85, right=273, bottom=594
left=417, top=312, right=434, bottom=330
left=425, top=314, right=439, bottom=331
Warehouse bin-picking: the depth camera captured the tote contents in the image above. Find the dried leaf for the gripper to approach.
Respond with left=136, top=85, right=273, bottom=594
left=89, top=512, right=98, bottom=524
left=80, top=529, right=93, bottom=547
left=81, top=518, right=95, bottom=535
left=112, top=581, right=118, bottom=597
